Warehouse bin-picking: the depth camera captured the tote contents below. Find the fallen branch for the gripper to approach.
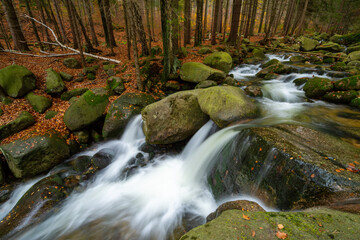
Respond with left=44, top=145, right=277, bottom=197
left=22, top=14, right=121, bottom=64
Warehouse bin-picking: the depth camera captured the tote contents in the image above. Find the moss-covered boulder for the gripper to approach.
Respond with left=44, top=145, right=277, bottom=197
left=209, top=124, right=360, bottom=210
left=181, top=209, right=360, bottom=240
left=299, top=37, right=319, bottom=51
left=244, top=86, right=263, bottom=97
left=0, top=65, right=36, bottom=98
left=63, top=58, right=81, bottom=69
left=103, top=93, right=155, bottom=139
left=348, top=51, right=360, bottom=62
left=303, top=77, right=333, bottom=98
left=348, top=60, right=360, bottom=67
left=64, top=90, right=109, bottom=131
left=334, top=75, right=360, bottom=91
left=45, top=110, right=58, bottom=119
left=0, top=111, right=35, bottom=140
left=25, top=92, right=52, bottom=113
left=141, top=90, right=209, bottom=144
left=45, top=68, right=66, bottom=94
left=180, top=62, right=226, bottom=83
left=262, top=59, right=280, bottom=68
left=198, top=47, right=213, bottom=55
left=0, top=131, right=70, bottom=178
left=203, top=52, right=233, bottom=73
left=195, top=80, right=217, bottom=89
left=290, top=55, right=306, bottom=63
left=323, top=90, right=358, bottom=104
left=252, top=48, right=265, bottom=60
left=316, top=42, right=345, bottom=52
left=350, top=97, right=360, bottom=108
left=59, top=72, right=73, bottom=82
left=256, top=64, right=296, bottom=78
left=197, top=86, right=259, bottom=128
left=107, top=76, right=125, bottom=95
left=60, top=88, right=88, bottom=101
left=346, top=44, right=360, bottom=54
left=294, top=77, right=309, bottom=86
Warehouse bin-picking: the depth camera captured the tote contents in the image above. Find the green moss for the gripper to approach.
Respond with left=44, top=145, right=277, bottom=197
left=180, top=62, right=226, bottom=83
left=350, top=97, right=360, bottom=108
left=323, top=90, right=358, bottom=104
left=45, top=111, right=58, bottom=119
left=334, top=75, right=360, bottom=91
left=25, top=92, right=52, bottom=113
left=45, top=68, right=66, bottom=94
left=303, top=77, right=333, bottom=98
left=60, top=88, right=88, bottom=101
left=262, top=59, right=280, bottom=68
left=203, top=52, right=233, bottom=73
left=83, top=90, right=108, bottom=106
left=0, top=65, right=36, bottom=97
left=0, top=111, right=35, bottom=140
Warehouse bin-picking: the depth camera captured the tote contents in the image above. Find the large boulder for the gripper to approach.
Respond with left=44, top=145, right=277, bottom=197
left=103, top=93, right=155, bottom=139
left=0, top=111, right=34, bottom=140
left=262, top=59, right=280, bottom=68
left=209, top=124, right=360, bottom=209
left=316, top=42, right=345, bottom=52
left=107, top=76, right=125, bottom=95
left=203, top=52, right=233, bottom=73
left=303, top=77, right=333, bottom=98
left=180, top=62, right=226, bottom=83
left=0, top=131, right=70, bottom=178
left=45, top=68, right=66, bottom=94
left=197, top=86, right=259, bottom=128
left=290, top=55, right=306, bottom=63
left=323, top=90, right=358, bottom=104
left=64, top=90, right=109, bottom=131
left=25, top=92, right=52, bottom=113
left=334, top=75, right=360, bottom=91
left=348, top=51, right=360, bottom=62
left=181, top=209, right=360, bottom=240
left=346, top=44, right=360, bottom=54
left=299, top=37, right=319, bottom=51
left=256, top=64, right=296, bottom=78
left=141, top=90, right=209, bottom=144
left=0, top=65, right=36, bottom=98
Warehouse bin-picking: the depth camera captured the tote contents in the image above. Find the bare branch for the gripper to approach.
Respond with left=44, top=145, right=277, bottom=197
left=22, top=14, right=121, bottom=64
left=2, top=49, right=78, bottom=57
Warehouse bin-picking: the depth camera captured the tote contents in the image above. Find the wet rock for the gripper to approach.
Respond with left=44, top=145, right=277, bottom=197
left=348, top=51, right=360, bottom=62
left=206, top=200, right=264, bottom=222
left=107, top=76, right=125, bottom=95
left=25, top=92, right=52, bottom=113
left=60, top=88, right=88, bottom=101
left=290, top=55, right=306, bottom=63
left=63, top=58, right=81, bottom=69
left=299, top=37, right=319, bottom=51
left=74, top=130, right=90, bottom=144
left=45, top=68, right=66, bottom=94
left=59, top=72, right=73, bottom=82
left=303, top=77, right=333, bottom=98
left=0, top=111, right=34, bottom=140
left=262, top=59, right=280, bottom=68
left=91, top=148, right=116, bottom=170
left=180, top=62, right=226, bottom=83
left=64, top=90, right=109, bottom=131
left=0, top=131, right=70, bottom=178
left=68, top=155, right=91, bottom=172
left=142, top=90, right=209, bottom=144
left=103, top=92, right=155, bottom=139
left=244, top=86, right=263, bottom=97
left=316, top=42, right=345, bottom=52
left=209, top=124, right=360, bottom=210
left=252, top=48, right=265, bottom=61
left=350, top=97, right=360, bottom=109
left=294, top=77, right=309, bottom=86
left=256, top=64, right=297, bottom=78
left=203, top=52, right=233, bottom=73
left=223, top=77, right=238, bottom=86
left=0, top=65, right=36, bottom=98
left=346, top=44, right=360, bottom=54
left=348, top=60, right=360, bottom=67
left=195, top=80, right=217, bottom=89
left=323, top=90, right=358, bottom=104
left=197, top=86, right=259, bottom=128
left=334, top=75, right=360, bottom=91
left=181, top=208, right=360, bottom=240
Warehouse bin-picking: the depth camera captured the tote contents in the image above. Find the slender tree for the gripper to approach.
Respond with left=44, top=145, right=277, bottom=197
left=24, top=0, right=43, bottom=50
left=203, top=0, right=209, bottom=40
left=145, top=0, right=152, bottom=50
left=228, top=0, right=242, bottom=44
left=194, top=0, right=204, bottom=46
left=184, top=0, right=191, bottom=45
left=160, top=0, right=171, bottom=81
left=122, top=1, right=131, bottom=60
left=171, top=0, right=179, bottom=54
left=83, top=0, right=99, bottom=46
left=131, top=0, right=149, bottom=56
left=52, top=0, right=70, bottom=44
left=211, top=0, right=221, bottom=45
left=222, top=0, right=230, bottom=42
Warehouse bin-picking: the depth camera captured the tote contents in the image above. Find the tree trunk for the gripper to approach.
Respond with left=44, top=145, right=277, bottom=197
left=151, top=0, right=155, bottom=39
left=295, top=0, right=309, bottom=36
left=83, top=0, right=99, bottom=46
left=24, top=0, right=43, bottom=50
left=0, top=16, right=12, bottom=49
left=244, top=0, right=253, bottom=38
left=160, top=0, right=171, bottom=81
left=258, top=0, right=267, bottom=33
left=171, top=0, right=179, bottom=54
left=63, top=0, right=79, bottom=48
left=228, top=0, right=242, bottom=44
left=122, top=2, right=131, bottom=60
left=211, top=0, right=221, bottom=45
left=131, top=1, right=149, bottom=56
left=203, top=0, right=209, bottom=40
left=249, top=0, right=258, bottom=35
left=97, top=0, right=110, bottom=46
left=194, top=0, right=203, bottom=46
left=184, top=0, right=191, bottom=45
left=145, top=0, right=152, bottom=51
left=44, top=0, right=62, bottom=42
left=52, top=0, right=70, bottom=44
left=36, top=0, right=53, bottom=50
left=103, top=0, right=116, bottom=47
left=68, top=0, right=85, bottom=66
left=222, top=0, right=229, bottom=42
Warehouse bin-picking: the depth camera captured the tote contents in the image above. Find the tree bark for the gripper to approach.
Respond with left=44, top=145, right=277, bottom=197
left=295, top=0, right=309, bottom=36
left=97, top=0, right=109, bottom=46
left=103, top=0, right=116, bottom=47
left=228, top=0, right=242, bottom=44
left=122, top=2, right=131, bottom=60
left=131, top=0, right=149, bottom=56
left=83, top=0, right=99, bottom=46
left=211, top=0, right=221, bottom=45
left=203, top=0, right=209, bottom=40
left=24, top=0, right=43, bottom=50
left=258, top=0, right=267, bottom=33
left=145, top=0, right=152, bottom=50
left=52, top=0, right=70, bottom=44
left=194, top=0, right=204, bottom=46
left=184, top=0, right=191, bottom=45
left=160, top=0, right=171, bottom=81
left=63, top=0, right=79, bottom=48
left=222, top=0, right=229, bottom=42
left=36, top=0, right=53, bottom=50
left=67, top=0, right=85, bottom=66
left=171, top=0, right=179, bottom=54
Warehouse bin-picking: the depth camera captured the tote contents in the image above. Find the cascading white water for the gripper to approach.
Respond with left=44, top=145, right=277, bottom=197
left=265, top=53, right=289, bottom=62
left=229, top=64, right=262, bottom=79
left=12, top=118, right=242, bottom=240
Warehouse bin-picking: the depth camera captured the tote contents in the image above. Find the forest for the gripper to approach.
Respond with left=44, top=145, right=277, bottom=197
left=0, top=0, right=360, bottom=239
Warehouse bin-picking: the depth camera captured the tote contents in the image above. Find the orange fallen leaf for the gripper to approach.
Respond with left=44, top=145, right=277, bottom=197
left=259, top=227, right=263, bottom=229
left=310, top=174, right=315, bottom=178
left=252, top=230, right=256, bottom=237
left=242, top=214, right=250, bottom=220
left=355, top=161, right=359, bottom=165
left=349, top=163, right=355, bottom=167
left=276, top=231, right=288, bottom=239
left=278, top=224, right=284, bottom=230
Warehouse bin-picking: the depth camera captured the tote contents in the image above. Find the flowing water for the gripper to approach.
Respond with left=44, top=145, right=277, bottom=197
left=2, top=54, right=360, bottom=240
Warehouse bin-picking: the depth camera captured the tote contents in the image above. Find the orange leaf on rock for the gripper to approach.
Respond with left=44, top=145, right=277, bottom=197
left=276, top=231, right=288, bottom=239
left=242, top=214, right=250, bottom=220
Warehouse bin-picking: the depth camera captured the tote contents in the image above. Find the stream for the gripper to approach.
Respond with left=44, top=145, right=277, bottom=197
left=1, top=53, right=359, bottom=240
